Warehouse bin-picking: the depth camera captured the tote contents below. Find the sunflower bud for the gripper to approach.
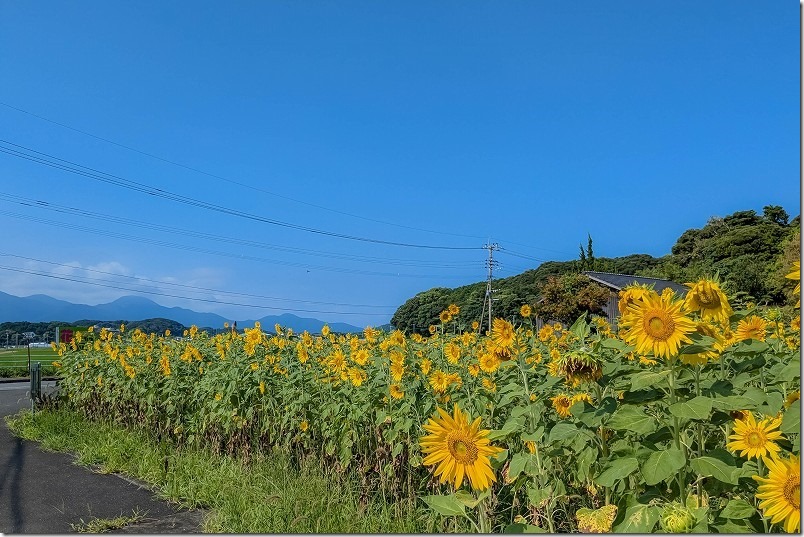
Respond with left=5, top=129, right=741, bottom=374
left=660, top=502, right=696, bottom=533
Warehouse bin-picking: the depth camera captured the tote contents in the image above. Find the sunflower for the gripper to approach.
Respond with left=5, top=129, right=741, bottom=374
left=734, top=315, right=768, bottom=342
left=420, top=404, right=501, bottom=491
left=754, top=454, right=800, bottom=533
left=551, top=394, right=573, bottom=418
left=448, top=303, right=460, bottom=316
left=726, top=413, right=784, bottom=461
left=444, top=342, right=461, bottom=364
left=520, top=304, right=532, bottom=317
left=553, top=350, right=603, bottom=387
left=684, top=279, right=733, bottom=323
left=786, top=261, right=800, bottom=308
left=784, top=391, right=800, bottom=409
left=389, top=384, right=404, bottom=399
left=430, top=370, right=450, bottom=393
left=492, top=318, right=515, bottom=348
left=479, top=352, right=501, bottom=373
left=439, top=311, right=452, bottom=323
left=617, top=284, right=655, bottom=317
left=679, top=321, right=725, bottom=366
left=619, top=292, right=697, bottom=360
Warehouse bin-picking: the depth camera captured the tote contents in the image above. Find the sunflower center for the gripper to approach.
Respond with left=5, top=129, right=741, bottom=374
left=447, top=431, right=479, bottom=464
left=784, top=475, right=801, bottom=509
left=644, top=310, right=676, bottom=341
left=746, top=430, right=766, bottom=448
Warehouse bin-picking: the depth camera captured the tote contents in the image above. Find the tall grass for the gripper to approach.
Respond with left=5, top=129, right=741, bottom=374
left=6, top=409, right=442, bottom=533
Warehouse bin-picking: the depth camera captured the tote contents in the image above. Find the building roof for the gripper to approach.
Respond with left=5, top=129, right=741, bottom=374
left=582, top=271, right=688, bottom=295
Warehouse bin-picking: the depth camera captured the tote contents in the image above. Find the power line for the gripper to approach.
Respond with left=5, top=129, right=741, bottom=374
left=0, top=139, right=484, bottom=251
left=0, top=208, right=478, bottom=280
left=0, top=193, right=481, bottom=269
left=0, top=264, right=394, bottom=317
left=0, top=252, right=396, bottom=309
left=0, top=100, right=490, bottom=242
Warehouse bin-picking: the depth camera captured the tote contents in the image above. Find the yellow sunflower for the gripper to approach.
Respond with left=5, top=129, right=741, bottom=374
left=617, top=284, right=655, bottom=317
left=429, top=370, right=450, bottom=393
left=389, top=384, right=404, bottom=399
left=619, top=292, right=697, bottom=360
left=520, top=304, right=532, bottom=317
left=734, top=315, right=768, bottom=342
left=684, top=279, right=733, bottom=323
left=491, top=318, right=515, bottom=348
left=448, top=303, right=460, bottom=316
left=420, top=404, right=502, bottom=491
left=439, top=310, right=452, bottom=323
left=551, top=394, right=573, bottom=418
left=726, top=413, right=783, bottom=461
left=478, top=352, right=501, bottom=373
left=754, top=454, right=800, bottom=533
left=786, top=261, right=800, bottom=307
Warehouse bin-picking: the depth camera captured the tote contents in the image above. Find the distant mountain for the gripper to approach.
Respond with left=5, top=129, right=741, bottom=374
left=0, top=291, right=363, bottom=334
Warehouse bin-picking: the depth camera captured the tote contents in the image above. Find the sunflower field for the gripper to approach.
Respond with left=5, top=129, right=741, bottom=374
left=50, top=266, right=801, bottom=533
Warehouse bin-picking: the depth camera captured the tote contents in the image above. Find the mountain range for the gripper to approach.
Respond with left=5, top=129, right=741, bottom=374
left=0, top=291, right=363, bottom=333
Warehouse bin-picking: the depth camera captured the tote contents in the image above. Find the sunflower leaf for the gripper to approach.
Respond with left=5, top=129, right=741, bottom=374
left=606, top=406, right=658, bottom=435
left=612, top=502, right=660, bottom=533
left=640, top=447, right=686, bottom=485
left=689, top=454, right=740, bottom=485
left=420, top=494, right=466, bottom=517
left=629, top=370, right=671, bottom=391
left=719, top=499, right=756, bottom=520
left=781, top=400, right=800, bottom=434
left=594, top=457, right=639, bottom=487
left=668, top=396, right=713, bottom=420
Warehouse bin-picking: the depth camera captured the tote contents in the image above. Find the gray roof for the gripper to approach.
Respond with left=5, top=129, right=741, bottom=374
left=582, top=271, right=688, bottom=296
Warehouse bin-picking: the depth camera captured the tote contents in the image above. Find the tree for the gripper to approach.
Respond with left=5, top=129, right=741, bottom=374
left=763, top=205, right=789, bottom=226
left=532, top=274, right=609, bottom=325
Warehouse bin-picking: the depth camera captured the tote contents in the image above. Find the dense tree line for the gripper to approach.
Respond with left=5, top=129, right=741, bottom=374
left=391, top=205, right=800, bottom=334
left=0, top=318, right=190, bottom=341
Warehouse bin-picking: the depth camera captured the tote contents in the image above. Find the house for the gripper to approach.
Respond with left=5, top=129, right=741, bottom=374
left=582, top=271, right=689, bottom=325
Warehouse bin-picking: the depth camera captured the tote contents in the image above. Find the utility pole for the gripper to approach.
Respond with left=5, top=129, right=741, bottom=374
left=481, top=242, right=500, bottom=333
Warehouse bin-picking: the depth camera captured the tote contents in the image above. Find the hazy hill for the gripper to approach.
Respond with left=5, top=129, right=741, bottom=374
left=0, top=292, right=362, bottom=334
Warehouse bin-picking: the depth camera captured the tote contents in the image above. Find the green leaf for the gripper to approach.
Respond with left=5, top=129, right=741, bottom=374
left=689, top=455, right=740, bottom=485
left=503, top=523, right=547, bottom=533
left=613, top=503, right=660, bottom=533
left=669, top=396, right=714, bottom=420
left=640, top=447, right=686, bottom=486
left=595, top=457, right=639, bottom=487
left=526, top=485, right=552, bottom=507
left=453, top=489, right=490, bottom=509
left=606, top=406, right=657, bottom=435
left=548, top=422, right=580, bottom=444
left=508, top=452, right=529, bottom=481
left=629, top=370, right=671, bottom=391
left=731, top=339, right=769, bottom=355
left=781, top=400, right=800, bottom=434
left=712, top=395, right=754, bottom=411
left=420, top=494, right=466, bottom=517
left=741, top=387, right=768, bottom=408
left=719, top=498, right=756, bottom=520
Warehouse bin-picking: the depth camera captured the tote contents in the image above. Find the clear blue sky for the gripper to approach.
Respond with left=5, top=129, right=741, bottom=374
left=0, top=1, right=799, bottom=327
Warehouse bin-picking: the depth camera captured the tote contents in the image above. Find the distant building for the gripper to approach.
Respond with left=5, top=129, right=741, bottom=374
left=582, top=271, right=688, bottom=325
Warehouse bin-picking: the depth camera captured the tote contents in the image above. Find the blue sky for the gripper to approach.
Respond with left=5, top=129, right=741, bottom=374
left=0, top=1, right=799, bottom=327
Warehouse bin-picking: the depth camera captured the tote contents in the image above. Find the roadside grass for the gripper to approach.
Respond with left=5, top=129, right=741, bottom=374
left=70, top=509, right=145, bottom=533
left=6, top=409, right=436, bottom=533
left=0, top=347, right=58, bottom=377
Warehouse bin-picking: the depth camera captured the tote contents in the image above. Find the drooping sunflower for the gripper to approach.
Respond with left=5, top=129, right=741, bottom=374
left=734, top=315, right=768, bottom=342
left=726, top=413, right=784, bottom=461
left=491, top=318, right=515, bottom=349
left=684, top=279, right=733, bottom=323
left=754, top=454, right=800, bottom=533
left=553, top=350, right=603, bottom=387
left=619, top=292, right=697, bottom=360
left=420, top=404, right=502, bottom=491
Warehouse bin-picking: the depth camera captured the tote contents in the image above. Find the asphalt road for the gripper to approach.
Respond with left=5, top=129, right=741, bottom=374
left=0, top=382, right=205, bottom=533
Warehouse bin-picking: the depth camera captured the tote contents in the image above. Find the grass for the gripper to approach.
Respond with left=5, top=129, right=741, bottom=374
left=0, top=347, right=58, bottom=377
left=5, top=409, right=438, bottom=533
left=70, top=509, right=145, bottom=533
